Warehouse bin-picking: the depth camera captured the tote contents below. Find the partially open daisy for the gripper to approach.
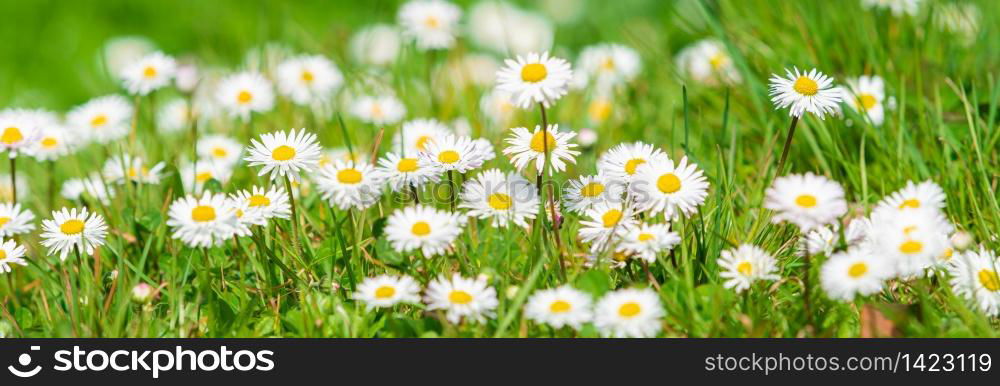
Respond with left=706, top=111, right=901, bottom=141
left=496, top=51, right=573, bottom=108
left=459, top=168, right=539, bottom=229
left=867, top=207, right=951, bottom=278
left=40, top=207, right=109, bottom=261
left=353, top=274, right=422, bottom=310
left=675, top=39, right=741, bottom=86
left=424, top=273, right=499, bottom=324
left=0, top=110, right=42, bottom=158
left=315, top=160, right=385, bottom=210
left=166, top=192, right=239, bottom=248
left=820, top=246, right=893, bottom=301
left=563, top=175, right=625, bottom=214
left=120, top=51, right=177, bottom=96
left=630, top=156, right=710, bottom=220
left=276, top=54, right=343, bottom=105
left=102, top=155, right=166, bottom=185
left=231, top=185, right=291, bottom=222
left=577, top=43, right=642, bottom=87
left=718, top=244, right=780, bottom=293
left=197, top=135, right=244, bottom=167
left=61, top=173, right=115, bottom=205
left=615, top=222, right=681, bottom=264
left=384, top=204, right=464, bottom=257
left=593, top=288, right=663, bottom=338
left=67, top=95, right=133, bottom=145
left=768, top=67, right=842, bottom=118
left=947, top=247, right=1000, bottom=317
left=393, top=118, right=450, bottom=156
left=28, top=125, right=75, bottom=162
left=797, top=218, right=869, bottom=257
left=0, top=203, right=35, bottom=237
left=181, top=160, right=233, bottom=194
left=874, top=180, right=945, bottom=214
left=842, top=75, right=887, bottom=126
left=245, top=129, right=322, bottom=182
left=764, top=173, right=847, bottom=232
left=397, top=0, right=462, bottom=51
left=215, top=71, right=275, bottom=120
left=350, top=95, right=406, bottom=125
left=578, top=201, right=637, bottom=253
left=375, top=152, right=442, bottom=193
left=422, top=134, right=485, bottom=173
left=524, top=285, right=593, bottom=330
left=502, top=124, right=580, bottom=176
left=0, top=238, right=27, bottom=274
left=596, top=141, right=669, bottom=184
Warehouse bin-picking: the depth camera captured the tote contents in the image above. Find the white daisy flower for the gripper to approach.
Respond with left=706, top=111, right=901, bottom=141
left=615, top=223, right=681, bottom=264
left=718, top=244, right=781, bottom=293
left=524, top=285, right=593, bottom=330
left=393, top=118, right=450, bottom=156
left=197, top=134, right=244, bottom=167
left=768, top=67, right=842, bottom=118
left=227, top=194, right=265, bottom=237
left=28, top=125, right=76, bottom=161
left=593, top=288, right=664, bottom=338
left=934, top=3, right=980, bottom=44
left=0, top=203, right=35, bottom=237
left=180, top=160, right=233, bottom=194
left=820, top=246, right=894, bottom=301
left=842, top=75, right=887, bottom=126
left=424, top=273, right=499, bottom=324
left=119, top=51, right=177, bottom=96
left=797, top=218, right=869, bottom=257
left=353, top=275, right=422, bottom=310
left=675, top=39, right=741, bottom=86
left=867, top=207, right=951, bottom=278
left=496, top=51, right=573, bottom=109
left=630, top=156, right=710, bottom=220
left=947, top=247, right=1000, bottom=317
left=384, top=204, right=464, bottom=257
left=157, top=98, right=193, bottom=134
left=215, top=71, right=275, bottom=120
left=862, top=0, right=922, bottom=16
left=479, top=88, right=517, bottom=126
left=276, top=54, right=343, bottom=105
left=577, top=43, right=642, bottom=87
left=764, top=173, right=847, bottom=232
left=40, top=207, right=109, bottom=261
left=563, top=174, right=626, bottom=214
left=102, top=155, right=166, bottom=185
left=231, top=185, right=291, bottom=222
left=0, top=173, right=27, bottom=202
left=0, top=238, right=27, bottom=274
left=874, top=180, right=945, bottom=214
left=61, top=173, right=116, bottom=205
left=586, top=96, right=615, bottom=124
left=166, top=192, right=239, bottom=248
left=0, top=110, right=42, bottom=158
left=315, top=160, right=385, bottom=210
left=471, top=138, right=496, bottom=162
left=349, top=24, right=402, bottom=67
left=459, top=168, right=539, bottom=229
left=502, top=124, right=580, bottom=176
left=579, top=201, right=637, bottom=253
left=397, top=0, right=462, bottom=51
left=244, top=129, right=322, bottom=182
left=584, top=250, right=631, bottom=270
left=468, top=1, right=554, bottom=56
left=375, top=152, right=442, bottom=193
left=66, top=95, right=133, bottom=144
left=422, top=134, right=485, bottom=173
left=596, top=141, right=669, bottom=184
left=350, top=95, right=406, bottom=125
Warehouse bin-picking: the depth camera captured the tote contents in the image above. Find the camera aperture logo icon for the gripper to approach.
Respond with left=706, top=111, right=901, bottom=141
left=8, top=346, right=42, bottom=378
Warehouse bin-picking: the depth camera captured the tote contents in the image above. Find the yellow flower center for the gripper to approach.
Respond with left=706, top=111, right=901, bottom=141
left=195, top=172, right=213, bottom=182
left=337, top=168, right=363, bottom=184
left=424, top=16, right=440, bottom=28
left=657, top=173, right=681, bottom=194
left=600, top=57, right=615, bottom=70
left=978, top=269, right=1000, bottom=292
left=143, top=66, right=157, bottom=78
left=0, top=250, right=5, bottom=261
left=271, top=145, right=296, bottom=161
left=549, top=300, right=571, bottom=313
left=248, top=194, right=270, bottom=207
left=580, top=182, right=604, bottom=198
left=41, top=137, right=58, bottom=149
left=795, top=194, right=817, bottom=208
left=899, top=199, right=920, bottom=209
left=793, top=76, right=819, bottom=96
left=411, top=221, right=431, bottom=236
left=602, top=209, right=623, bottom=228
left=0, top=217, right=9, bottom=226
left=212, top=147, right=228, bottom=158
left=940, top=248, right=953, bottom=261
left=1, top=127, right=23, bottom=145
left=737, top=261, right=753, bottom=276
left=397, top=158, right=419, bottom=172
left=899, top=240, right=923, bottom=254
left=709, top=53, right=727, bottom=70
left=520, top=63, right=547, bottom=83
left=90, top=114, right=108, bottom=128
left=370, top=104, right=384, bottom=118
left=624, top=158, right=646, bottom=175
left=589, top=100, right=612, bottom=122
left=848, top=262, right=868, bottom=278
left=191, top=205, right=217, bottom=222
left=638, top=233, right=654, bottom=242
left=857, top=93, right=877, bottom=111
left=415, top=135, right=432, bottom=151
left=488, top=193, right=513, bottom=210
left=374, top=286, right=396, bottom=299
left=612, top=251, right=629, bottom=262
left=128, top=166, right=149, bottom=178
left=437, top=150, right=460, bottom=164
left=60, top=219, right=85, bottom=235
left=529, top=130, right=557, bottom=153
left=237, top=90, right=253, bottom=104
left=300, top=70, right=314, bottom=83
left=618, top=302, right=641, bottom=318
left=449, top=290, right=473, bottom=305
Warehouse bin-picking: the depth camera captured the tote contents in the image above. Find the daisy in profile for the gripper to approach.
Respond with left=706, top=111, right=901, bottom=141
left=0, top=237, right=27, bottom=274
left=350, top=95, right=406, bottom=125
left=40, top=207, right=109, bottom=261
left=471, top=138, right=496, bottom=162
left=384, top=205, right=463, bottom=257
left=215, top=71, right=274, bottom=120
left=496, top=51, right=573, bottom=108
left=593, top=288, right=664, bottom=338
left=424, top=273, right=499, bottom=324
left=0, top=203, right=35, bottom=237
left=157, top=98, right=194, bottom=134
left=502, top=124, right=579, bottom=176
left=820, top=246, right=893, bottom=301
left=630, top=156, right=710, bottom=220
left=596, top=142, right=668, bottom=184
left=61, top=173, right=115, bottom=205
left=675, top=39, right=741, bottom=86
left=29, top=125, right=75, bottom=161
left=563, top=175, right=625, bottom=214
left=353, top=275, right=422, bottom=310
left=166, top=192, right=239, bottom=248
left=579, top=201, right=637, bottom=253
left=67, top=95, right=133, bottom=144
left=768, top=67, right=842, bottom=118
left=797, top=218, right=868, bottom=257
left=276, top=55, right=343, bottom=105
left=842, top=75, right=888, bottom=126
left=764, top=173, right=847, bottom=232
left=349, top=24, right=402, bottom=67
left=718, top=244, right=780, bottom=293
left=0, top=173, right=27, bottom=202
left=874, top=180, right=945, bottom=214
left=119, top=51, right=177, bottom=96
left=459, top=169, right=539, bottom=228
left=947, top=247, right=1000, bottom=317
left=422, top=134, right=485, bottom=173
left=616, top=223, right=681, bottom=263
left=231, top=185, right=291, bottom=222
left=245, top=129, right=322, bottom=182
left=197, top=135, right=244, bottom=167
left=524, top=285, right=593, bottom=330
left=397, top=0, right=462, bottom=50
left=375, top=152, right=441, bottom=193
left=577, top=43, right=642, bottom=87
left=102, top=155, right=166, bottom=185
left=862, top=0, right=922, bottom=16
left=180, top=160, right=233, bottom=193
left=0, top=110, right=41, bottom=158
left=393, top=118, right=450, bottom=155
left=867, top=207, right=951, bottom=278
left=584, top=250, right=631, bottom=270
left=315, top=160, right=385, bottom=210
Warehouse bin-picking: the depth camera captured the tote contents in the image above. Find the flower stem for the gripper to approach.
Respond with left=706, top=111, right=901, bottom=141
left=9, top=156, right=16, bottom=205
left=283, top=175, right=302, bottom=257
left=774, top=115, right=799, bottom=176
